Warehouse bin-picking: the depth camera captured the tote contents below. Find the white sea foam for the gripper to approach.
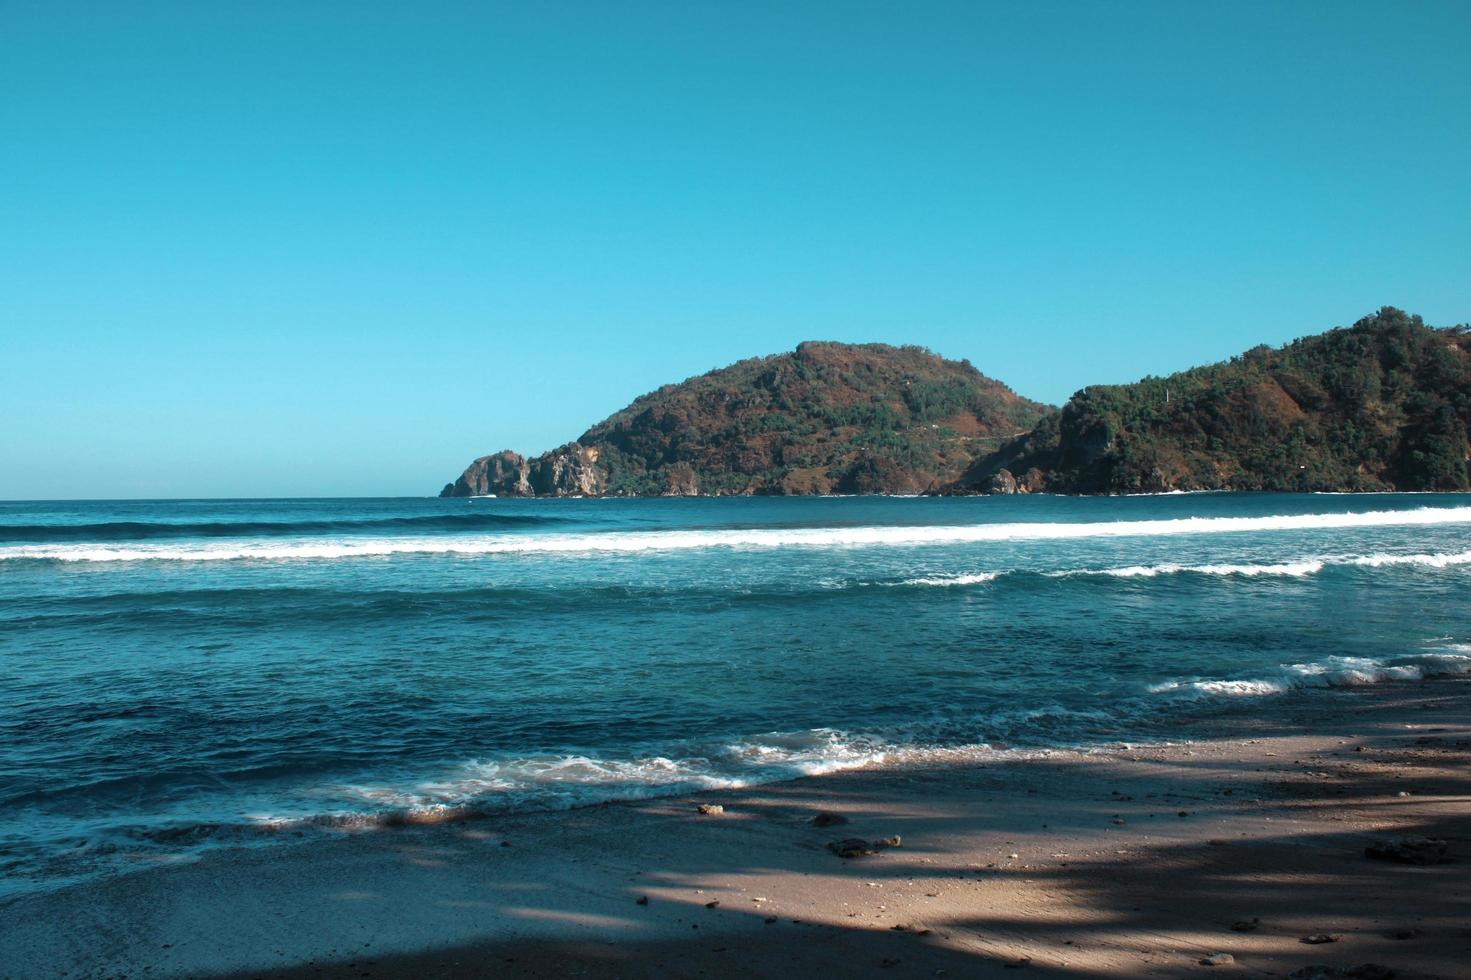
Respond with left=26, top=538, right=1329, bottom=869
left=1151, top=648, right=1471, bottom=700
left=877, top=550, right=1471, bottom=590
left=1053, top=550, right=1471, bottom=581
left=250, top=729, right=912, bottom=830
left=1070, top=560, right=1327, bottom=579
left=7, top=506, right=1471, bottom=563
left=258, top=708, right=1177, bottom=835
left=241, top=714, right=1138, bottom=837
left=1344, top=551, right=1471, bottom=569
left=894, top=572, right=1001, bottom=587
left=1176, top=679, right=1293, bottom=697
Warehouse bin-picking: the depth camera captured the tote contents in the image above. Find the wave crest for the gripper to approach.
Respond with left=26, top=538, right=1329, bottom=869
left=1065, top=560, right=1327, bottom=579
left=7, top=506, right=1471, bottom=564
left=863, top=551, right=1471, bottom=591
left=1151, top=649, right=1471, bottom=700
left=893, top=572, right=1001, bottom=587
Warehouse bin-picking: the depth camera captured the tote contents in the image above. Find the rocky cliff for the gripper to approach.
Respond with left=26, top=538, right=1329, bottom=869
left=440, top=444, right=605, bottom=497
left=440, top=341, right=1051, bottom=497
left=945, top=308, right=1471, bottom=494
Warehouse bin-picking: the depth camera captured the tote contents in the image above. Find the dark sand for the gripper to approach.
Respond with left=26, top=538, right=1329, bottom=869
left=3, top=680, right=1468, bottom=978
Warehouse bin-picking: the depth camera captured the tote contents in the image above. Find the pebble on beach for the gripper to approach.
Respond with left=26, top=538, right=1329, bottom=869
left=826, top=836, right=902, bottom=858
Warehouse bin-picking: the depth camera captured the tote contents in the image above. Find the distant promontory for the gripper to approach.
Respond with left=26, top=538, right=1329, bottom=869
left=441, top=309, right=1471, bottom=497
left=441, top=342, right=1050, bottom=497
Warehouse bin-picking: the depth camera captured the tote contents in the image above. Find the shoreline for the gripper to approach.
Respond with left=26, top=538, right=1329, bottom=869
left=3, top=680, right=1468, bottom=978
left=447, top=489, right=1471, bottom=499
left=6, top=490, right=1465, bottom=503
left=5, top=649, right=1465, bottom=906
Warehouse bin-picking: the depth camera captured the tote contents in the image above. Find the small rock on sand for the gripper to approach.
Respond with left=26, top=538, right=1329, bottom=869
left=811, top=812, right=848, bottom=827
left=696, top=803, right=725, bottom=816
left=1200, top=953, right=1235, bottom=966
left=1230, top=918, right=1260, bottom=932
left=826, top=836, right=902, bottom=858
left=1364, top=835, right=1446, bottom=865
left=1300, top=934, right=1339, bottom=944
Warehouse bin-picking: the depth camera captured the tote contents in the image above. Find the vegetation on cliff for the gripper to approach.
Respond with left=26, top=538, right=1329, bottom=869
left=949, top=308, right=1471, bottom=494
left=441, top=342, right=1050, bottom=496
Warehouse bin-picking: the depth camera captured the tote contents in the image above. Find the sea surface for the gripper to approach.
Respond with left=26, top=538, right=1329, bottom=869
left=3, top=492, right=1470, bottom=897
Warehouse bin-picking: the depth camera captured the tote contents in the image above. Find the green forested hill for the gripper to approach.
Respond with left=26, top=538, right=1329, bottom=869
left=948, top=309, right=1471, bottom=494
left=441, top=341, right=1050, bottom=496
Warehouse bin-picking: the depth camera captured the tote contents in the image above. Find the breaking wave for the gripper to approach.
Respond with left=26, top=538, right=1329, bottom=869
left=1151, top=646, right=1471, bottom=699
left=868, top=551, right=1471, bottom=590
left=893, top=572, right=1002, bottom=587
left=6, top=506, right=1471, bottom=563
left=1059, top=551, right=1471, bottom=580
left=148, top=727, right=1078, bottom=844
left=98, top=730, right=921, bottom=845
left=1059, top=560, right=1327, bottom=578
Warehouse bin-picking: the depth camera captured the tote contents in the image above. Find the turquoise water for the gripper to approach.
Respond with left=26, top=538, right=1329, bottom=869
left=2, top=493, right=1470, bottom=896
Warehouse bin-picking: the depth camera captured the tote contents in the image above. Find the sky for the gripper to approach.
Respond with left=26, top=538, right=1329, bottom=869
left=2, top=1, right=1468, bottom=499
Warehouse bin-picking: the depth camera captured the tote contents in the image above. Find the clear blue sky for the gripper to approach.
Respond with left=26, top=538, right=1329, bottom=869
left=3, top=1, right=1468, bottom=498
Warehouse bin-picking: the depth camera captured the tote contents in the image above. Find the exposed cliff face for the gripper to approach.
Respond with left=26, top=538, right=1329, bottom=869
left=529, top=444, right=605, bottom=496
left=946, top=309, right=1471, bottom=495
left=440, top=341, right=1051, bottom=497
left=442, top=445, right=606, bottom=497
left=440, top=450, right=531, bottom=498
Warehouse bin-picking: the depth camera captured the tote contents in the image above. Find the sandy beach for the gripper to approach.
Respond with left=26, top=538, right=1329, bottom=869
left=0, top=680, right=1465, bottom=979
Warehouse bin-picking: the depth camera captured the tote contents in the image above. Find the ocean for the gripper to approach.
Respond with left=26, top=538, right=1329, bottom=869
left=2, top=492, right=1469, bottom=898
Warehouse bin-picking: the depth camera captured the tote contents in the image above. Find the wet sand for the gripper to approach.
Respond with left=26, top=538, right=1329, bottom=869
left=3, top=680, right=1468, bottom=979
